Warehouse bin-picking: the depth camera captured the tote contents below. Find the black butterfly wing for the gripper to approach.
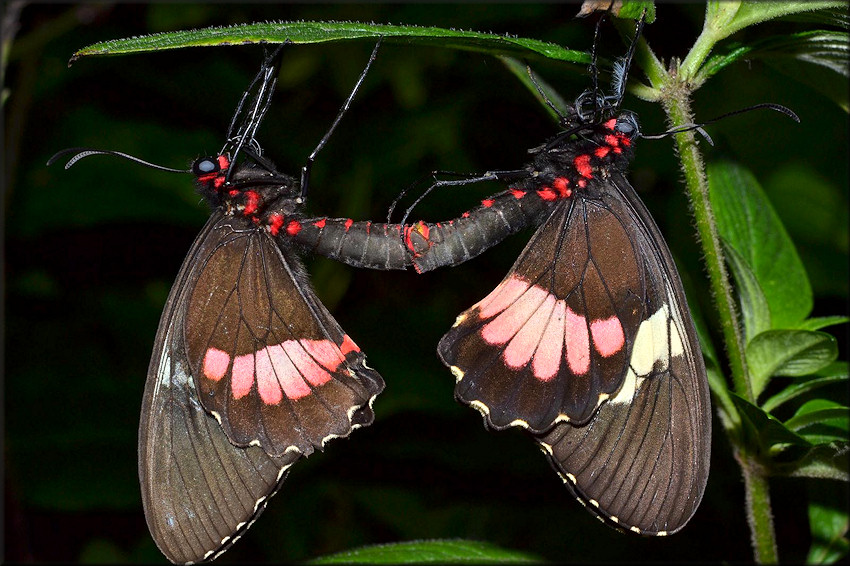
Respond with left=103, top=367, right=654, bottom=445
left=438, top=173, right=710, bottom=533
left=534, top=174, right=710, bottom=534
left=140, top=211, right=383, bottom=563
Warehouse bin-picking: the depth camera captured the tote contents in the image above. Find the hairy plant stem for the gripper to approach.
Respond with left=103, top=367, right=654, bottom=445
left=740, top=451, right=779, bottom=563
left=657, top=65, right=775, bottom=563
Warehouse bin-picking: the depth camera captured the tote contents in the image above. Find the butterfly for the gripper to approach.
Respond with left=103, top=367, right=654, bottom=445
left=292, top=13, right=712, bottom=535
left=50, top=43, right=384, bottom=563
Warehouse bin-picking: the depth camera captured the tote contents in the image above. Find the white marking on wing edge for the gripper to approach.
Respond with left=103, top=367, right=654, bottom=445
left=538, top=442, right=553, bottom=456
left=210, top=410, right=223, bottom=425
left=610, top=516, right=620, bottom=524
left=450, top=366, right=464, bottom=381
left=252, top=496, right=267, bottom=513
left=565, top=472, right=577, bottom=484
left=630, top=526, right=642, bottom=534
left=589, top=498, right=600, bottom=508
left=453, top=312, right=468, bottom=327
left=657, top=531, right=669, bottom=536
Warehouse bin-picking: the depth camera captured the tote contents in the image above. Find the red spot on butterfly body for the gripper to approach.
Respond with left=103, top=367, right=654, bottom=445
left=286, top=220, right=301, bottom=236
left=537, top=188, right=558, bottom=201
left=243, top=191, right=261, bottom=215
left=267, top=213, right=285, bottom=235
left=510, top=188, right=526, bottom=199
left=575, top=155, right=593, bottom=179
left=344, top=218, right=353, bottom=231
left=482, top=199, right=495, bottom=208
left=313, top=218, right=327, bottom=229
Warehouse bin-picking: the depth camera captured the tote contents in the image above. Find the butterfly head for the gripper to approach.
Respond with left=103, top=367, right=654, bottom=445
left=192, top=151, right=301, bottom=228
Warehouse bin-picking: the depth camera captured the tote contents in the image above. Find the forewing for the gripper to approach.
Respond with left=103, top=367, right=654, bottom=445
left=440, top=185, right=646, bottom=432
left=184, top=217, right=384, bottom=457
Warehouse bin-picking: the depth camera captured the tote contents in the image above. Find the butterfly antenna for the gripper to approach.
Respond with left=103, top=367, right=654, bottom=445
left=47, top=148, right=190, bottom=172
left=640, top=103, right=799, bottom=145
left=300, top=38, right=382, bottom=202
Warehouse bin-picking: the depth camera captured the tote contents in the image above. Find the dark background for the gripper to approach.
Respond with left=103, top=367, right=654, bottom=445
left=4, top=4, right=848, bottom=563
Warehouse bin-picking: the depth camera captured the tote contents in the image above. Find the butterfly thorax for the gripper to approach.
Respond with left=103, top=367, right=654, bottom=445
left=518, top=112, right=638, bottom=198
left=193, top=154, right=301, bottom=236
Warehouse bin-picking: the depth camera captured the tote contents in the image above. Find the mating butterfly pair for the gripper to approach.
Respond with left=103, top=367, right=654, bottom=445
left=51, top=15, right=711, bottom=564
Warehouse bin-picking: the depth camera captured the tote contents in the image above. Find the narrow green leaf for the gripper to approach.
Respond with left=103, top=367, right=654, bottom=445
left=747, top=330, right=838, bottom=398
left=785, top=399, right=849, bottom=433
left=799, top=316, right=850, bottom=331
left=310, top=540, right=541, bottom=564
left=723, top=240, right=772, bottom=342
left=701, top=30, right=850, bottom=84
left=807, top=484, right=850, bottom=564
left=761, top=361, right=849, bottom=413
left=786, top=6, right=850, bottom=30
left=709, top=161, right=813, bottom=329
left=72, top=21, right=587, bottom=64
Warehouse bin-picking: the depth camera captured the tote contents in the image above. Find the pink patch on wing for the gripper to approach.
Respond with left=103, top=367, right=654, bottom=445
left=481, top=285, right=548, bottom=345
left=231, top=353, right=256, bottom=399
left=477, top=276, right=530, bottom=319
left=503, top=293, right=556, bottom=369
left=203, top=347, right=230, bottom=381
left=532, top=299, right=566, bottom=381
left=255, top=345, right=288, bottom=404
left=564, top=307, right=590, bottom=375
left=285, top=341, right=332, bottom=388
left=590, top=316, right=625, bottom=357
left=339, top=334, right=360, bottom=355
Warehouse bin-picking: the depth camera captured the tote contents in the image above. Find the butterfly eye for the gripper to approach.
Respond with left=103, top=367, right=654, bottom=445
left=615, top=114, right=640, bottom=136
left=192, top=157, right=220, bottom=176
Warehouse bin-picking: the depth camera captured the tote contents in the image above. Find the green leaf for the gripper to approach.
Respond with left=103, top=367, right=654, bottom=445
left=799, top=316, right=850, bottom=331
left=761, top=361, right=849, bottom=413
left=747, top=330, right=838, bottom=398
left=706, top=2, right=846, bottom=40
left=309, top=540, right=541, bottom=564
left=807, top=483, right=850, bottom=564
left=723, top=241, right=772, bottom=341
left=731, top=392, right=811, bottom=455
left=785, top=399, right=849, bottom=434
left=709, top=161, right=813, bottom=328
left=72, top=21, right=588, bottom=64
